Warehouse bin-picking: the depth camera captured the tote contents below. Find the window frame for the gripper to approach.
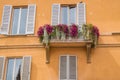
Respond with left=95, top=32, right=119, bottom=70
left=5, top=57, right=22, bottom=80
left=59, top=55, right=77, bottom=80
left=60, top=5, right=77, bottom=25
left=1, top=4, right=36, bottom=35
left=10, top=6, right=28, bottom=35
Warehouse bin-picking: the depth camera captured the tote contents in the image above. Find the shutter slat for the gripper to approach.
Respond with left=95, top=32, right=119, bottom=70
left=60, top=56, right=67, bottom=80
left=77, top=3, right=86, bottom=30
left=1, top=5, right=12, bottom=34
left=0, top=57, right=5, bottom=80
left=21, top=56, right=31, bottom=80
left=26, top=4, right=36, bottom=34
left=69, top=56, right=77, bottom=80
left=51, top=4, right=60, bottom=25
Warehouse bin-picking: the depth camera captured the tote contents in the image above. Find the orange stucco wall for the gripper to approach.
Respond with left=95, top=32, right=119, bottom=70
left=0, top=0, right=120, bottom=80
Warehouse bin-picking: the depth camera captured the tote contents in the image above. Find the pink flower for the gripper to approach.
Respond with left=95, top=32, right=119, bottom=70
left=37, top=27, right=44, bottom=37
left=44, top=24, right=53, bottom=35
left=57, top=24, right=69, bottom=36
left=92, top=26, right=100, bottom=38
left=70, top=24, right=78, bottom=37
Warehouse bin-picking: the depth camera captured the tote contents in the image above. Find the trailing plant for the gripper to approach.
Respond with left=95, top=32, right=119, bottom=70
left=82, top=24, right=100, bottom=47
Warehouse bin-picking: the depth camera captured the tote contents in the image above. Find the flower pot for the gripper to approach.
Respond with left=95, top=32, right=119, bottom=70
left=94, top=35, right=98, bottom=47
left=56, top=29, right=60, bottom=40
left=43, top=29, right=49, bottom=46
left=61, top=32, right=66, bottom=40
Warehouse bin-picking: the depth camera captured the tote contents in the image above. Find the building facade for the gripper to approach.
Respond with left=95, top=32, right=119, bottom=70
left=0, top=0, right=120, bottom=80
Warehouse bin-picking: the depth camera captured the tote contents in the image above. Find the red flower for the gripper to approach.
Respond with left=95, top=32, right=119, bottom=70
left=57, top=24, right=69, bottom=35
left=44, top=24, right=53, bottom=35
left=92, top=26, right=100, bottom=38
left=70, top=24, right=78, bottom=37
left=37, top=27, right=44, bottom=37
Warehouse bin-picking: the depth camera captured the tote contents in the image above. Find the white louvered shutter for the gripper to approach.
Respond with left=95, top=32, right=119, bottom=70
left=60, top=56, right=67, bottom=80
left=0, top=57, right=5, bottom=80
left=77, top=3, right=86, bottom=30
left=51, top=4, right=60, bottom=25
left=69, top=56, right=77, bottom=80
left=26, top=4, right=36, bottom=34
left=21, top=56, right=32, bottom=80
left=1, top=5, right=12, bottom=34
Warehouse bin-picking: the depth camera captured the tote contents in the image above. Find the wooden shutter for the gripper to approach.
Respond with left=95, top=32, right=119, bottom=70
left=0, top=57, right=5, bottom=80
left=69, top=56, right=77, bottom=80
left=51, top=4, right=60, bottom=25
left=26, top=4, right=36, bottom=34
left=21, top=56, right=32, bottom=80
left=1, top=5, right=12, bottom=34
left=59, top=56, right=67, bottom=80
left=77, top=3, right=86, bottom=30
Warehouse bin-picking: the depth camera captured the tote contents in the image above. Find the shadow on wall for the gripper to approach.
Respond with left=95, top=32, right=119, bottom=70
left=83, top=48, right=120, bottom=80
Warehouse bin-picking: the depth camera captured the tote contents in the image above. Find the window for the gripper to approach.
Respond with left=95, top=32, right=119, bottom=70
left=52, top=3, right=86, bottom=30
left=1, top=4, right=36, bottom=35
left=0, top=56, right=31, bottom=80
left=6, top=58, right=22, bottom=80
left=59, top=55, right=77, bottom=80
left=11, top=7, right=27, bottom=35
left=61, top=6, right=76, bottom=25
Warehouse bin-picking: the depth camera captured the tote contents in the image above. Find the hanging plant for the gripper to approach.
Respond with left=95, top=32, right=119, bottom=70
left=92, top=25, right=100, bottom=47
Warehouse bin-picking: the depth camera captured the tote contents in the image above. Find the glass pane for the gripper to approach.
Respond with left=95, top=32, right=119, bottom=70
left=69, top=7, right=76, bottom=24
left=69, top=56, right=76, bottom=79
left=19, top=8, right=27, bottom=34
left=12, top=8, right=20, bottom=35
left=6, top=59, right=14, bottom=80
left=14, top=59, right=22, bottom=80
left=61, top=7, right=68, bottom=24
left=60, top=56, right=67, bottom=79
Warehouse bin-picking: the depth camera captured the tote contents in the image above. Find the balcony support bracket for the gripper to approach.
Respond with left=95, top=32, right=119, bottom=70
left=45, top=45, right=50, bottom=64
left=86, top=43, right=92, bottom=63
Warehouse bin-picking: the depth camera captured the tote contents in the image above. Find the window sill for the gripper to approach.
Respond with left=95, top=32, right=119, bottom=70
left=0, top=34, right=37, bottom=38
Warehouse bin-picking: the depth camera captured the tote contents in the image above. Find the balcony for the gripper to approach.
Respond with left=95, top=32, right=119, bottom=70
left=37, top=24, right=99, bottom=64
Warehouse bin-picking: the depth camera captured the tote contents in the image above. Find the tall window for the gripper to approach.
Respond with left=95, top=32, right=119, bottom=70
left=61, top=6, right=76, bottom=25
left=1, top=4, right=36, bottom=35
left=52, top=3, right=86, bottom=30
left=11, top=7, right=27, bottom=35
left=0, top=56, right=31, bottom=80
left=59, top=56, right=77, bottom=80
left=6, top=58, right=22, bottom=80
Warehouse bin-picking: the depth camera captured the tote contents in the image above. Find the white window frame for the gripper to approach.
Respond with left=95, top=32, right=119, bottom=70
left=5, top=58, right=22, bottom=80
left=0, top=56, right=5, bottom=80
left=11, top=7, right=28, bottom=35
left=60, top=5, right=77, bottom=25
left=59, top=55, right=77, bottom=80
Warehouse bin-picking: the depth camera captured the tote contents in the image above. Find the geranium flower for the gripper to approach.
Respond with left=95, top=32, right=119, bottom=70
left=92, top=26, right=100, bottom=38
left=44, top=24, right=53, bottom=35
left=56, top=24, right=69, bottom=36
left=37, top=27, right=44, bottom=37
left=70, top=24, right=78, bottom=37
